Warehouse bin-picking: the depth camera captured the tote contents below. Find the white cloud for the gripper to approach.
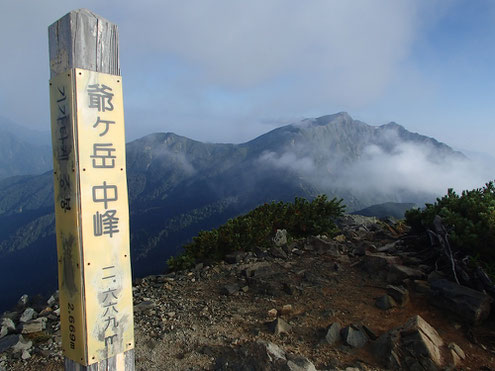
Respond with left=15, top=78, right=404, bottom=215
left=257, top=124, right=493, bottom=206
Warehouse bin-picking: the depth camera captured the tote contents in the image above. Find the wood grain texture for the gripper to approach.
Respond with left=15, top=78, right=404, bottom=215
left=49, top=8, right=132, bottom=371
left=49, top=9, right=120, bottom=78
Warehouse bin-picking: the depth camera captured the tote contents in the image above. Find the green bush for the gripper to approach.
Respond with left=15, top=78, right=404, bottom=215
left=167, top=195, right=345, bottom=271
left=405, top=181, right=495, bottom=262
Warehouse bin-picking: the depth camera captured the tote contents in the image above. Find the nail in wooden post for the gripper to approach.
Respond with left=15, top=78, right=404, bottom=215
left=48, top=9, right=135, bottom=370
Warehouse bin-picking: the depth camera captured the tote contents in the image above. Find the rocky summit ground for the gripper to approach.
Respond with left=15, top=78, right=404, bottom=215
left=2, top=215, right=495, bottom=370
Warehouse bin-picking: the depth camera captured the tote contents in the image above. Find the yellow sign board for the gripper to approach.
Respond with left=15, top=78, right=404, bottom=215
left=50, top=68, right=134, bottom=365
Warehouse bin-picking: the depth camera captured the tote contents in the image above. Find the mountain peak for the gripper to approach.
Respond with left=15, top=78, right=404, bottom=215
left=381, top=121, right=404, bottom=130
left=313, top=112, right=352, bottom=126
left=293, top=112, right=353, bottom=129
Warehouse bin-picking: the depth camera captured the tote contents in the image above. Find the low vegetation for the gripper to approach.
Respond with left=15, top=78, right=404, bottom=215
left=405, top=181, right=495, bottom=270
left=167, top=195, right=345, bottom=271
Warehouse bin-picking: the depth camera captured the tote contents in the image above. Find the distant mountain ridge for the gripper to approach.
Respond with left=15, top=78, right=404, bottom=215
left=0, top=112, right=467, bottom=311
left=0, top=120, right=52, bottom=179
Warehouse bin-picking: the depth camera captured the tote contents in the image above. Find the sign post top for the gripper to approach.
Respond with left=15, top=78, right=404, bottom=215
left=49, top=9, right=120, bottom=79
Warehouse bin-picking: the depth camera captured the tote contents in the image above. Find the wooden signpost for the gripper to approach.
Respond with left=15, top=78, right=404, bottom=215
left=48, top=9, right=135, bottom=370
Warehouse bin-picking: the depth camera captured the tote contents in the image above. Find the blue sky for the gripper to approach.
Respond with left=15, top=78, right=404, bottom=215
left=1, top=0, right=494, bottom=157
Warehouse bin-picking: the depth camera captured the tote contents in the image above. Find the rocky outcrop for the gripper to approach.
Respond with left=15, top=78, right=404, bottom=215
left=2, top=215, right=494, bottom=370
left=374, top=315, right=446, bottom=370
left=429, top=278, right=493, bottom=325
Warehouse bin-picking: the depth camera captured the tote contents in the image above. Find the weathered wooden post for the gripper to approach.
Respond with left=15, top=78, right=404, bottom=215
left=48, top=9, right=135, bottom=370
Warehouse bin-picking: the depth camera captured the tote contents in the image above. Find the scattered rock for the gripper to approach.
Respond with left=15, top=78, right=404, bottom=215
left=263, top=341, right=286, bottom=362
left=281, top=304, right=293, bottom=315
left=360, top=324, right=378, bottom=341
left=374, top=315, right=445, bottom=370
left=429, top=278, right=493, bottom=324
left=325, top=322, right=342, bottom=345
left=411, top=280, right=431, bottom=294
left=273, top=229, right=288, bottom=247
left=340, top=324, right=368, bottom=348
left=387, top=264, right=425, bottom=283
left=46, top=294, right=57, bottom=307
left=0, top=319, right=15, bottom=339
left=16, top=295, right=29, bottom=309
left=270, top=317, right=292, bottom=336
left=133, top=300, right=156, bottom=313
left=271, top=246, right=288, bottom=259
left=376, top=241, right=400, bottom=253
left=224, top=251, right=245, bottom=264
left=286, top=355, right=317, bottom=371
left=375, top=295, right=396, bottom=310
left=220, top=283, right=240, bottom=296
left=362, top=252, right=401, bottom=273
left=0, top=334, right=32, bottom=353
left=448, top=342, right=465, bottom=366
left=386, top=285, right=409, bottom=307
left=19, top=317, right=47, bottom=334
left=268, top=308, right=278, bottom=317
left=307, top=236, right=340, bottom=256
left=19, top=308, right=36, bottom=323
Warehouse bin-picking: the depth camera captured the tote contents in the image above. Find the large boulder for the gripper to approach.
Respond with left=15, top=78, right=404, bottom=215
left=362, top=252, right=402, bottom=273
left=373, top=315, right=448, bottom=370
left=386, top=264, right=425, bottom=283
left=429, top=279, right=492, bottom=325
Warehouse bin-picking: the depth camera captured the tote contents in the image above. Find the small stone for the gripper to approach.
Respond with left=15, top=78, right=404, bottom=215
left=133, top=301, right=156, bottom=313
left=54, top=308, right=61, bottom=316
left=340, top=324, right=368, bottom=348
left=388, top=264, right=426, bottom=283
left=273, top=229, right=288, bottom=246
left=412, top=280, right=430, bottom=294
left=270, top=317, right=291, bottom=336
left=333, top=234, right=346, bottom=242
left=287, top=355, right=317, bottom=371
left=220, top=283, right=240, bottom=296
left=166, top=312, right=176, bottom=318
left=375, top=295, right=397, bottom=310
left=0, top=318, right=15, bottom=339
left=270, top=246, right=288, bottom=259
left=39, top=306, right=53, bottom=316
left=0, top=335, right=20, bottom=353
left=19, top=308, right=36, bottom=323
left=224, top=252, right=245, bottom=264
left=47, top=295, right=57, bottom=307
left=17, top=294, right=29, bottom=309
left=261, top=341, right=286, bottom=362
left=11, top=335, right=33, bottom=353
left=268, top=309, right=278, bottom=317
left=281, top=304, right=293, bottom=315
left=361, top=324, right=378, bottom=341
left=19, top=318, right=47, bottom=334
left=386, top=285, right=409, bottom=307
left=21, top=350, right=31, bottom=360
left=448, top=342, right=465, bottom=360
left=325, top=322, right=342, bottom=345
